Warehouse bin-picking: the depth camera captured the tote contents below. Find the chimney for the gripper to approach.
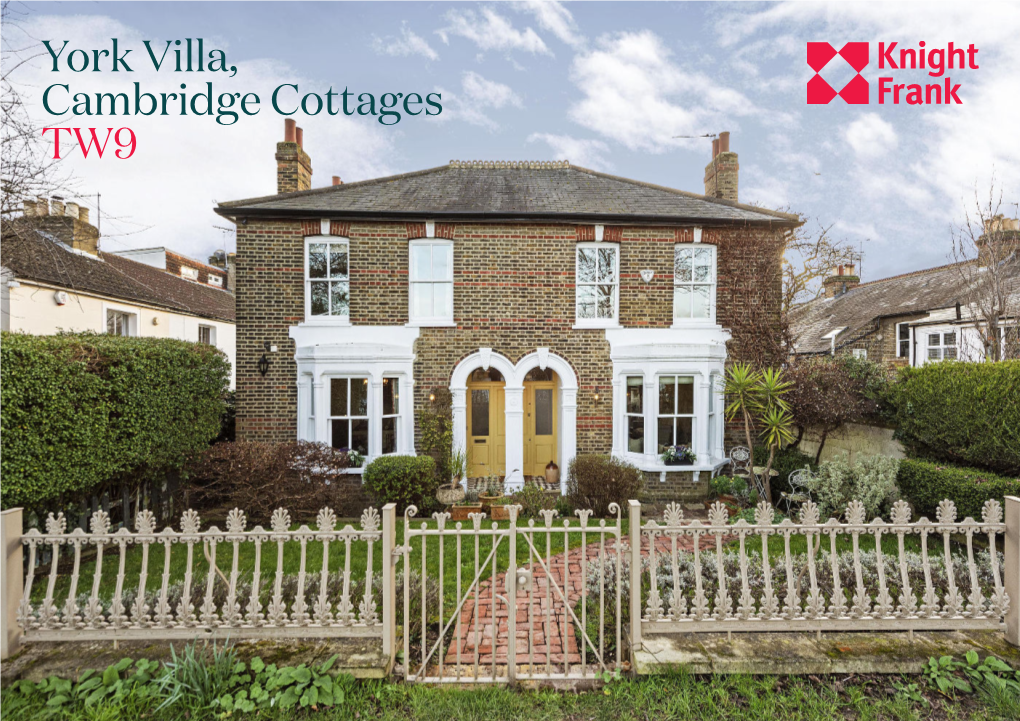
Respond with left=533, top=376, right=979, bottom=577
left=22, top=199, right=37, bottom=216
left=977, top=214, right=1020, bottom=266
left=226, top=252, right=236, bottom=293
left=275, top=118, right=312, bottom=194
left=822, top=263, right=861, bottom=299
left=703, top=130, right=739, bottom=203
left=24, top=196, right=101, bottom=256
left=332, top=175, right=343, bottom=186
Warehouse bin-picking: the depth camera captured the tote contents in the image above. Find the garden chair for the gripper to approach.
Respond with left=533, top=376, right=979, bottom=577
left=781, top=466, right=815, bottom=514
left=726, top=446, right=753, bottom=479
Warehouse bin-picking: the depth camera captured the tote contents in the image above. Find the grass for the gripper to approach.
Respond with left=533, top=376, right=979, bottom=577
left=28, top=516, right=631, bottom=610
left=3, top=668, right=1018, bottom=721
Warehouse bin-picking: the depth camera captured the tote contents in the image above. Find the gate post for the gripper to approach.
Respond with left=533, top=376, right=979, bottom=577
left=1005, top=496, right=1020, bottom=647
left=1, top=508, right=24, bottom=660
left=381, top=503, right=397, bottom=670
left=628, top=500, right=642, bottom=653
left=507, top=506, right=518, bottom=682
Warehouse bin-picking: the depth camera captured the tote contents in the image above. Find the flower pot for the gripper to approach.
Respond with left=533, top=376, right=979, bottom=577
left=489, top=505, right=511, bottom=521
left=478, top=493, right=502, bottom=511
left=450, top=504, right=483, bottom=522
left=436, top=484, right=465, bottom=505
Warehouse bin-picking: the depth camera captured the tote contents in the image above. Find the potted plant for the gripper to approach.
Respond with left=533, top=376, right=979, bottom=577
left=338, top=448, right=364, bottom=469
left=489, top=495, right=512, bottom=521
left=709, top=475, right=747, bottom=515
left=544, top=460, right=559, bottom=487
left=450, top=489, right=483, bottom=522
left=436, top=448, right=467, bottom=505
left=477, top=473, right=504, bottom=511
left=661, top=444, right=697, bottom=466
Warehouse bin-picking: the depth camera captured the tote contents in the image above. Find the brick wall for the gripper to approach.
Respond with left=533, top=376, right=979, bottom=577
left=164, top=251, right=228, bottom=286
left=235, top=219, right=787, bottom=450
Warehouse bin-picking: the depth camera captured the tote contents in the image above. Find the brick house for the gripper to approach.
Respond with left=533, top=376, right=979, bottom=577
left=216, top=121, right=800, bottom=500
left=790, top=225, right=1020, bottom=368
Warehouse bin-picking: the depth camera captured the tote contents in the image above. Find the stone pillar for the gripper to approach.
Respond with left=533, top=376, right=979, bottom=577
left=1006, top=496, right=1020, bottom=647
left=560, top=387, right=578, bottom=496
left=451, top=388, right=467, bottom=490
left=1, top=508, right=23, bottom=660
left=504, top=386, right=525, bottom=492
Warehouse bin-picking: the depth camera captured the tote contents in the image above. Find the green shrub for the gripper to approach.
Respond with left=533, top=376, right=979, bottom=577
left=566, top=455, right=642, bottom=518
left=507, top=483, right=556, bottom=519
left=362, top=455, right=437, bottom=512
left=891, top=361, right=1020, bottom=475
left=897, top=458, right=1020, bottom=521
left=417, top=389, right=453, bottom=486
left=807, top=453, right=900, bottom=520
left=0, top=331, right=229, bottom=511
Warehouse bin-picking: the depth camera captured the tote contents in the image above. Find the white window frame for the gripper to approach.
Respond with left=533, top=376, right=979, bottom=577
left=208, top=275, right=224, bottom=288
left=672, top=243, right=717, bottom=325
left=655, top=373, right=697, bottom=453
left=407, top=239, right=455, bottom=326
left=852, top=348, right=867, bottom=360
left=102, top=303, right=138, bottom=337
left=896, top=322, right=911, bottom=360
left=381, top=376, right=401, bottom=455
left=707, top=373, right=720, bottom=461
left=180, top=266, right=199, bottom=281
left=198, top=324, right=215, bottom=346
left=574, top=241, right=620, bottom=328
left=926, top=330, right=958, bottom=362
left=304, top=235, right=351, bottom=324
left=624, top=375, right=645, bottom=455
left=327, top=375, right=370, bottom=455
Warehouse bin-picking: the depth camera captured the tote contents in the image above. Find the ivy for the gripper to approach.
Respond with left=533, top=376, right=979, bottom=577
left=0, top=331, right=229, bottom=511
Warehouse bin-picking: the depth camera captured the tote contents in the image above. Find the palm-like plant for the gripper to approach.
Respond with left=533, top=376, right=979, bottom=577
left=724, top=363, right=795, bottom=505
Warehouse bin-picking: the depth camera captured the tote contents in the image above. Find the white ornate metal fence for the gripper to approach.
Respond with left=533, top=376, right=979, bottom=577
left=628, top=498, right=1020, bottom=650
left=2, top=504, right=396, bottom=653
left=2, top=496, right=1018, bottom=673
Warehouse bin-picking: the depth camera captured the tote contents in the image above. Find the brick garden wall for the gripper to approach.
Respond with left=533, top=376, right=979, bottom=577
left=235, top=219, right=789, bottom=487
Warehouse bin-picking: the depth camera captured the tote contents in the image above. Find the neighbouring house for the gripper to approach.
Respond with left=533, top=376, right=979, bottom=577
left=1, top=197, right=237, bottom=387
left=114, top=246, right=236, bottom=293
left=215, top=120, right=800, bottom=500
left=790, top=222, right=1020, bottom=367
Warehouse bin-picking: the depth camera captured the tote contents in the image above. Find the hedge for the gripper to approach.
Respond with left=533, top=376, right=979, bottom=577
left=891, top=360, right=1020, bottom=475
left=1, top=331, right=229, bottom=510
left=896, top=458, right=1020, bottom=521
left=362, top=455, right=437, bottom=512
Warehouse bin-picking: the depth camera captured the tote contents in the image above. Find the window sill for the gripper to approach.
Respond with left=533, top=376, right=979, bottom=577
left=344, top=467, right=365, bottom=475
left=669, top=320, right=717, bottom=329
left=300, top=318, right=352, bottom=327
left=616, top=453, right=727, bottom=475
left=405, top=320, right=457, bottom=328
left=573, top=321, right=622, bottom=330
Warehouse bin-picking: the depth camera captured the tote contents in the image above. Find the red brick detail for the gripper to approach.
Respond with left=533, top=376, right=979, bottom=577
left=675, top=227, right=694, bottom=243
left=603, top=226, right=623, bottom=242
left=301, top=220, right=320, bottom=237
left=436, top=223, right=456, bottom=240
left=575, top=225, right=595, bottom=241
left=406, top=222, right=426, bottom=240
left=330, top=221, right=351, bottom=237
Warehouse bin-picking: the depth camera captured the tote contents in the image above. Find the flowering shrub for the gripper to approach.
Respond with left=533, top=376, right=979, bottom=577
left=661, top=445, right=697, bottom=465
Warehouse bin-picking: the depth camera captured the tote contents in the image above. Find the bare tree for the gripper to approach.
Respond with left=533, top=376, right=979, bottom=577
left=1, top=1, right=74, bottom=218
left=949, top=181, right=1020, bottom=361
left=783, top=220, right=859, bottom=314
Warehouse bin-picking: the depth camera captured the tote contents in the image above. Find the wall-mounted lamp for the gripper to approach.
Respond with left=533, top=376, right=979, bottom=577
left=593, top=386, right=601, bottom=403
left=429, top=391, right=436, bottom=403
left=257, top=340, right=271, bottom=377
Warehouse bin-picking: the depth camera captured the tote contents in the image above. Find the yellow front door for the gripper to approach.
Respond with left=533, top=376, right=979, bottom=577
left=524, top=381, right=557, bottom=477
left=466, top=380, right=505, bottom=477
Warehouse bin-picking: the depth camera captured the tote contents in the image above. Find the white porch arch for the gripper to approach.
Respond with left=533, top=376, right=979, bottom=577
left=451, top=347, right=578, bottom=493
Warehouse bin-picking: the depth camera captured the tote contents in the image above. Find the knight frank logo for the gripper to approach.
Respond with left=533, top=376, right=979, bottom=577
left=807, top=41, right=980, bottom=105
left=807, top=42, right=869, bottom=104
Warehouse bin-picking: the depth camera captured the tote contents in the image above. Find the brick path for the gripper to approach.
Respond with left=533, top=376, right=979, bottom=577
left=440, top=531, right=722, bottom=671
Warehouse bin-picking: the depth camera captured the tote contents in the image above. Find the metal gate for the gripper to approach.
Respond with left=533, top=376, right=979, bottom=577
left=401, top=503, right=624, bottom=683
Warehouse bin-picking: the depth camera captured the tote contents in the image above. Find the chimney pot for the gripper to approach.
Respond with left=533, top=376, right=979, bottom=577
left=65, top=202, right=79, bottom=219
left=719, top=131, right=730, bottom=153
left=36, top=196, right=49, bottom=216
left=23, top=199, right=37, bottom=215
left=838, top=265, right=844, bottom=275
left=296, top=127, right=303, bottom=148
left=712, top=138, right=720, bottom=158
left=284, top=118, right=297, bottom=143
left=332, top=175, right=342, bottom=186
left=78, top=207, right=90, bottom=224
left=50, top=197, right=65, bottom=216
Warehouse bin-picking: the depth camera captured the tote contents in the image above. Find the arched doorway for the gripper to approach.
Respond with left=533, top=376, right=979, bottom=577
left=466, top=367, right=506, bottom=478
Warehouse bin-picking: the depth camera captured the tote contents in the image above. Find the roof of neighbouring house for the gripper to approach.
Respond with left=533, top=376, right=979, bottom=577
left=789, top=258, right=1020, bottom=354
left=215, top=161, right=801, bottom=225
left=2, top=223, right=235, bottom=323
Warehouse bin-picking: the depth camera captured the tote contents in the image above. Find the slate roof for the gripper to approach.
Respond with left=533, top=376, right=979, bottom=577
left=2, top=224, right=235, bottom=323
left=216, top=162, right=800, bottom=225
left=789, top=259, right=1020, bottom=354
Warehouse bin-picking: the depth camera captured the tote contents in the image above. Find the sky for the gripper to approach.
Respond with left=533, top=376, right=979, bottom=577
left=7, top=1, right=1020, bottom=281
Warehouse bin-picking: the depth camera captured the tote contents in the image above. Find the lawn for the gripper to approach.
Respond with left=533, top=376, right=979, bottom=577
left=3, top=668, right=1018, bottom=721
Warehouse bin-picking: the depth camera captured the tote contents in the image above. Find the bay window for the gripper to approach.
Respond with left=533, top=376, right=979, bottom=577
left=576, top=243, right=619, bottom=325
left=409, top=241, right=453, bottom=323
left=381, top=377, right=400, bottom=454
left=657, top=375, right=695, bottom=451
left=330, top=377, right=369, bottom=455
left=673, top=245, right=716, bottom=322
left=625, top=376, right=644, bottom=453
left=306, top=237, right=349, bottom=320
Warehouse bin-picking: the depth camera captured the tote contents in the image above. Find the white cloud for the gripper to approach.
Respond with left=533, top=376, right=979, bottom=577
left=527, top=133, right=611, bottom=170
left=372, top=23, right=439, bottom=61
left=568, top=31, right=757, bottom=153
left=516, top=1, right=585, bottom=48
left=433, top=72, right=523, bottom=130
left=11, top=14, right=398, bottom=261
left=844, top=113, right=897, bottom=160
left=437, top=7, right=551, bottom=56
